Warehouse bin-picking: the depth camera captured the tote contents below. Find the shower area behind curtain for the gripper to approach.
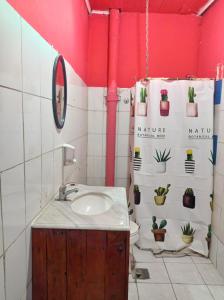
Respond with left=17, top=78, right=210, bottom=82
left=129, top=79, right=214, bottom=257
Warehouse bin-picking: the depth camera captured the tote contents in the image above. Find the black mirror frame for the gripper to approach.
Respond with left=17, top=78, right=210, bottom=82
left=52, top=55, right=67, bottom=129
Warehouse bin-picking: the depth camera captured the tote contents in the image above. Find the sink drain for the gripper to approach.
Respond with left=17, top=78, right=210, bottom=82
left=132, top=268, right=150, bottom=280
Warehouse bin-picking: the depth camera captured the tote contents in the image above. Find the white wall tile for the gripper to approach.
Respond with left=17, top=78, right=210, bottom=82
left=116, top=134, right=129, bottom=157
left=87, top=157, right=105, bottom=178
left=118, top=88, right=131, bottom=112
left=40, top=40, right=56, bottom=99
left=1, top=165, right=25, bottom=250
left=5, top=232, right=26, bottom=300
left=25, top=224, right=32, bottom=286
left=88, top=134, right=103, bottom=157
left=0, top=5, right=88, bottom=300
left=22, top=19, right=41, bottom=95
left=41, top=99, right=55, bottom=153
left=23, top=94, right=41, bottom=160
left=0, top=257, right=5, bottom=300
left=42, top=151, right=54, bottom=207
left=88, top=87, right=106, bottom=111
left=54, top=148, right=63, bottom=192
left=117, top=111, right=130, bottom=135
left=87, top=177, right=105, bottom=186
left=88, top=111, right=104, bottom=134
left=25, top=157, right=42, bottom=224
left=115, top=156, right=129, bottom=179
left=0, top=88, right=23, bottom=172
left=0, top=1, right=22, bottom=90
left=115, top=178, right=128, bottom=188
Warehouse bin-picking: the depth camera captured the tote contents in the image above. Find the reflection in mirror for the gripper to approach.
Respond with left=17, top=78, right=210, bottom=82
left=52, top=55, right=67, bottom=129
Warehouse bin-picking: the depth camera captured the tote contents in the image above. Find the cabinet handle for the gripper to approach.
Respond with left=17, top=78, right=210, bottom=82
left=117, top=244, right=125, bottom=253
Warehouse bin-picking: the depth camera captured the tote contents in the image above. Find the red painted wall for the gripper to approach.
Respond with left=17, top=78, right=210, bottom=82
left=8, top=0, right=89, bottom=83
left=87, top=13, right=201, bottom=87
left=198, top=0, right=224, bottom=78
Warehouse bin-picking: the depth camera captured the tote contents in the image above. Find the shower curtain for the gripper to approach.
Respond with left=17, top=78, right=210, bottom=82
left=129, top=79, right=214, bottom=257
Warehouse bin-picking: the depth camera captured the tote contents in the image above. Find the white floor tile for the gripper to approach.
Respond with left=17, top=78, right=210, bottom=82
left=165, top=263, right=204, bottom=284
left=1, top=164, right=25, bottom=249
left=128, top=283, right=138, bottom=300
left=133, top=246, right=163, bottom=263
left=163, top=256, right=192, bottom=263
left=191, top=255, right=211, bottom=264
left=196, top=263, right=224, bottom=285
left=173, top=284, right=214, bottom=300
left=0, top=257, right=5, bottom=300
left=136, top=262, right=170, bottom=283
left=208, top=285, right=224, bottom=300
left=138, top=283, right=176, bottom=300
left=5, top=232, right=26, bottom=300
left=129, top=274, right=135, bottom=283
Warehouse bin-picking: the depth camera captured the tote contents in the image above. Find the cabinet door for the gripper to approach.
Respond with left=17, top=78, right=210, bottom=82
left=67, top=230, right=86, bottom=300
left=47, top=229, right=67, bottom=300
left=86, top=231, right=106, bottom=300
left=105, top=231, right=129, bottom=300
left=32, top=229, right=47, bottom=300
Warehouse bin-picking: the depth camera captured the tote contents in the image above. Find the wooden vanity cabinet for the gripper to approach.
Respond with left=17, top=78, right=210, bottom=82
left=32, top=228, right=130, bottom=300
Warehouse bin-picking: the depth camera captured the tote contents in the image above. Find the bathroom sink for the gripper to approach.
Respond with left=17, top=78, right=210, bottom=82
left=71, top=192, right=113, bottom=216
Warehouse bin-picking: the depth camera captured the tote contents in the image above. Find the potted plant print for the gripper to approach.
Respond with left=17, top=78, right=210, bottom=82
left=181, top=222, right=196, bottom=244
left=186, top=87, right=198, bottom=117
left=140, top=78, right=149, bottom=86
left=206, top=224, right=212, bottom=250
left=183, top=188, right=195, bottom=209
left=134, top=185, right=141, bottom=205
left=133, top=147, right=142, bottom=171
left=153, top=149, right=171, bottom=173
left=154, top=184, right=171, bottom=206
left=137, top=87, right=147, bottom=116
left=185, top=149, right=195, bottom=174
left=151, top=216, right=167, bottom=242
left=209, top=150, right=215, bottom=165
left=210, top=193, right=214, bottom=211
left=160, top=89, right=170, bottom=116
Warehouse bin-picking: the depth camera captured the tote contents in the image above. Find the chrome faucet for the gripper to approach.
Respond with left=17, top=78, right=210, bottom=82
left=56, top=183, right=79, bottom=201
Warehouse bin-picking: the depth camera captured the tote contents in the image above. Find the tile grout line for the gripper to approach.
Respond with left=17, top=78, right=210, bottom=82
left=193, top=262, right=216, bottom=300
left=0, top=174, right=7, bottom=300
left=163, top=260, right=178, bottom=300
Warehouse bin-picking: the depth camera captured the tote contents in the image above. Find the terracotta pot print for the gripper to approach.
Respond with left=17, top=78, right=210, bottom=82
left=182, top=234, right=193, bottom=244
left=154, top=195, right=166, bottom=206
left=160, top=100, right=170, bottom=116
left=137, top=102, right=147, bottom=116
left=151, top=229, right=166, bottom=242
left=183, top=194, right=195, bottom=209
left=134, top=191, right=141, bottom=205
left=186, top=103, right=198, bottom=117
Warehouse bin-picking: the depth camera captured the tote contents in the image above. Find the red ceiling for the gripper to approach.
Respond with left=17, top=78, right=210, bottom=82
left=89, top=0, right=209, bottom=14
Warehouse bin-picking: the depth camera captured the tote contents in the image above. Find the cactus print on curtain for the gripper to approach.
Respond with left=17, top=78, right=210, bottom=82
left=129, top=79, right=214, bottom=257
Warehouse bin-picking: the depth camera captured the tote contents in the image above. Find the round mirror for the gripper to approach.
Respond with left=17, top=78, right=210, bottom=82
left=52, top=55, right=67, bottom=129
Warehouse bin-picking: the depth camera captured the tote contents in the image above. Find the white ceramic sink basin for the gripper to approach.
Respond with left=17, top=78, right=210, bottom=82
left=71, top=192, right=113, bottom=216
